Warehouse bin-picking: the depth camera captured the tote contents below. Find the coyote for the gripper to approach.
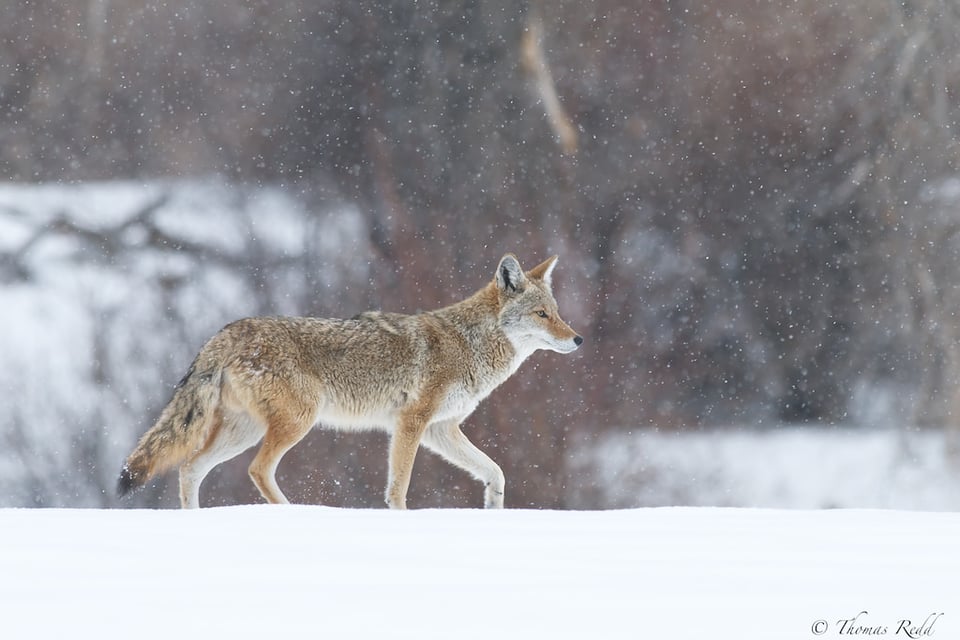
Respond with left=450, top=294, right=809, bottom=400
left=117, top=254, right=582, bottom=509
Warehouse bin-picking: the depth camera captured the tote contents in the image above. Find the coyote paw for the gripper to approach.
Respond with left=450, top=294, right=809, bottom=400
left=484, top=482, right=505, bottom=509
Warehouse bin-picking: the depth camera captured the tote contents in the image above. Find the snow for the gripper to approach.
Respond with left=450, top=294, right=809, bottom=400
left=571, top=427, right=960, bottom=511
left=0, top=505, right=956, bottom=639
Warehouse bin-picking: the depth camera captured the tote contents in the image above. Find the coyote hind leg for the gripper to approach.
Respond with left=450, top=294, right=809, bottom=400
left=179, top=409, right=265, bottom=509
left=421, top=419, right=506, bottom=509
left=248, top=410, right=314, bottom=505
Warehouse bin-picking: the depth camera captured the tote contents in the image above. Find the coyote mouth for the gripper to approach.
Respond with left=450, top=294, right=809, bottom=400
left=553, top=338, right=582, bottom=354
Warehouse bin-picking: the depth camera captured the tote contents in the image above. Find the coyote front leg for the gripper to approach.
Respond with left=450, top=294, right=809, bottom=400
left=421, top=419, right=506, bottom=509
left=385, top=404, right=436, bottom=509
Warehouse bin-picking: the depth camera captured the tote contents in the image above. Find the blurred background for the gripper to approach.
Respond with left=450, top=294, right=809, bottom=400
left=3, top=0, right=960, bottom=509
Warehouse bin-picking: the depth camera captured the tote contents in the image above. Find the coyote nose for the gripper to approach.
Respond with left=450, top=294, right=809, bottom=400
left=574, top=335, right=583, bottom=346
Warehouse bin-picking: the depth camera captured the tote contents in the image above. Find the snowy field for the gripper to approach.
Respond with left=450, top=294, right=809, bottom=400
left=571, top=427, right=960, bottom=511
left=1, top=506, right=957, bottom=639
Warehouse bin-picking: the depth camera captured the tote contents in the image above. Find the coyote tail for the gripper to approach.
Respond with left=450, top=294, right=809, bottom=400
left=117, top=358, right=222, bottom=498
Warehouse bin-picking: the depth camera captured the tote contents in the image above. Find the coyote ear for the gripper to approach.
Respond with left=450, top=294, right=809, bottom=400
left=496, top=254, right=526, bottom=294
left=527, top=255, right=558, bottom=288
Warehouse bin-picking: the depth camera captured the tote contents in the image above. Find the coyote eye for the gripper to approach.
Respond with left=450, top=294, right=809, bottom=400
left=536, top=310, right=549, bottom=318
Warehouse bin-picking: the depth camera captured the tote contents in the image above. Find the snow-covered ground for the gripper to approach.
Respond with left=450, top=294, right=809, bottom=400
left=571, top=427, right=960, bottom=511
left=1, top=505, right=957, bottom=639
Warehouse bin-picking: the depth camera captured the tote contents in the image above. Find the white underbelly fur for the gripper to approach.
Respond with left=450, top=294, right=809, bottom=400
left=311, top=352, right=528, bottom=433
left=310, top=381, right=502, bottom=433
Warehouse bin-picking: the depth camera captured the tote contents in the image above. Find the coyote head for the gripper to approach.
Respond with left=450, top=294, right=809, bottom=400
left=495, top=254, right=583, bottom=355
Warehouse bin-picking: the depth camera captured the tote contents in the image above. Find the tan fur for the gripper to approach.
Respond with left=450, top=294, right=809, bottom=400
left=117, top=254, right=582, bottom=509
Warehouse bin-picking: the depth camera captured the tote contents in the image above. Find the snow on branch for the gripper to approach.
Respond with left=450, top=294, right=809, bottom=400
left=0, top=191, right=308, bottom=283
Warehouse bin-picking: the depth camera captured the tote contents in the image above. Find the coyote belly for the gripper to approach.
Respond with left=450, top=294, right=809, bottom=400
left=117, top=254, right=582, bottom=509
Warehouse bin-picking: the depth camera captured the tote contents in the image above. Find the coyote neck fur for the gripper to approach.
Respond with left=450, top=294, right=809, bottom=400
left=429, top=283, right=521, bottom=390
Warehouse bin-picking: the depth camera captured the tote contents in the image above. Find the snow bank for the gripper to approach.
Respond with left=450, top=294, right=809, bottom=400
left=570, top=427, right=960, bottom=511
left=0, top=506, right=956, bottom=639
